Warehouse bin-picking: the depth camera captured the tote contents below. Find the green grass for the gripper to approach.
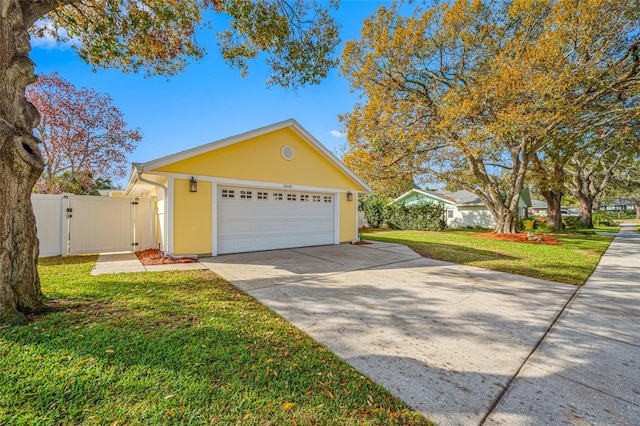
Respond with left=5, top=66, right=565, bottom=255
left=362, top=228, right=616, bottom=285
left=0, top=257, right=430, bottom=426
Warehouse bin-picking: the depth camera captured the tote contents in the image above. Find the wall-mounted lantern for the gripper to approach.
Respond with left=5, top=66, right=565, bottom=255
left=189, top=177, right=198, bottom=193
left=346, top=191, right=353, bottom=202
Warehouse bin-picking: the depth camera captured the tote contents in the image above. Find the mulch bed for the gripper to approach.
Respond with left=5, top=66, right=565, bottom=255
left=353, top=241, right=372, bottom=245
left=475, top=232, right=561, bottom=245
left=135, top=249, right=197, bottom=266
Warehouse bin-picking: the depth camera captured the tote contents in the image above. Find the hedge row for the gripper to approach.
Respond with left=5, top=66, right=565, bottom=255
left=360, top=194, right=446, bottom=231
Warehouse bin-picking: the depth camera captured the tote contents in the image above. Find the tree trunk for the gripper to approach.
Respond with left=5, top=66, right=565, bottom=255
left=493, top=207, right=519, bottom=234
left=634, top=199, right=640, bottom=219
left=541, top=189, right=563, bottom=232
left=0, top=1, right=46, bottom=325
left=577, top=197, right=594, bottom=228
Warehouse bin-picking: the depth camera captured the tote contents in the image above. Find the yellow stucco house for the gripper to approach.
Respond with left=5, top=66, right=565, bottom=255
left=124, top=119, right=372, bottom=256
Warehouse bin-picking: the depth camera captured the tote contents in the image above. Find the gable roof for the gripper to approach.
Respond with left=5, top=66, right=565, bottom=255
left=125, top=119, right=372, bottom=194
left=531, top=199, right=548, bottom=208
left=391, top=189, right=456, bottom=206
left=441, top=190, right=486, bottom=206
left=391, top=188, right=486, bottom=207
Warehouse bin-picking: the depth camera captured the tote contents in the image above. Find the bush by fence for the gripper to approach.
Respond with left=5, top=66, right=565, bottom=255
left=359, top=194, right=387, bottom=228
left=385, top=202, right=446, bottom=231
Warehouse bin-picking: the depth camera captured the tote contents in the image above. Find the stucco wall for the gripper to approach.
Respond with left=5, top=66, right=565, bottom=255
left=448, top=206, right=496, bottom=229
left=173, top=178, right=212, bottom=255
left=339, top=192, right=357, bottom=242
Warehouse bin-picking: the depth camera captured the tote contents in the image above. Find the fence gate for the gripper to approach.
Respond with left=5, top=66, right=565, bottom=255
left=32, top=194, right=156, bottom=257
left=32, top=194, right=66, bottom=257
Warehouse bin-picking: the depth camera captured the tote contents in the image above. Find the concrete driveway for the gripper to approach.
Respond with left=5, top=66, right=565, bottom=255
left=201, top=241, right=576, bottom=425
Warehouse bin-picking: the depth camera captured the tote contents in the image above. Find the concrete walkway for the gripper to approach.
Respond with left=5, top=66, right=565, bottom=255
left=485, top=222, right=640, bottom=425
left=90, top=252, right=208, bottom=275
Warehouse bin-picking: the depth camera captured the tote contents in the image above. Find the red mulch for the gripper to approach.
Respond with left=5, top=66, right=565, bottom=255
left=135, top=249, right=197, bottom=265
left=475, top=232, right=561, bottom=245
left=353, top=241, right=372, bottom=245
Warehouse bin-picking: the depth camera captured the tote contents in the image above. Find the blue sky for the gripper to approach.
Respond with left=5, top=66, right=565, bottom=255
left=30, top=1, right=392, bottom=186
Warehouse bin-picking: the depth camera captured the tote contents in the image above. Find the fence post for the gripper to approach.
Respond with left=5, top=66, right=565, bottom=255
left=62, top=195, right=70, bottom=257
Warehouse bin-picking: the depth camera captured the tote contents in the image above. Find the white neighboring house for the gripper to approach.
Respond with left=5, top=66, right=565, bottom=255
left=390, top=188, right=532, bottom=229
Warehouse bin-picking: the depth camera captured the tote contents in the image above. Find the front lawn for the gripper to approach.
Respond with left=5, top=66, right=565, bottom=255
left=361, top=228, right=616, bottom=285
left=0, top=257, right=430, bottom=425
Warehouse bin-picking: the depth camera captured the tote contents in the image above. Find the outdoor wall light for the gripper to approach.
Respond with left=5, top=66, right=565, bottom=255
left=347, top=191, right=353, bottom=202
left=189, top=177, right=198, bottom=193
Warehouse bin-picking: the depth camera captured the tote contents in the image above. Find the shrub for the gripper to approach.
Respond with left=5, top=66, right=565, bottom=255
left=563, top=216, right=580, bottom=231
left=359, top=194, right=388, bottom=228
left=385, top=202, right=446, bottom=231
left=592, top=211, right=616, bottom=226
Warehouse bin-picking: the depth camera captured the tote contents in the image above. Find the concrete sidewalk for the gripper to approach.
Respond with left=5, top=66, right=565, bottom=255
left=486, top=222, right=640, bottom=424
left=90, top=252, right=208, bottom=275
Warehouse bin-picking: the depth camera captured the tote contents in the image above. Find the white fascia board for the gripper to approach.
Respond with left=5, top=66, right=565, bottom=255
left=123, top=163, right=143, bottom=195
left=144, top=171, right=358, bottom=195
left=287, top=121, right=373, bottom=193
left=140, top=120, right=294, bottom=171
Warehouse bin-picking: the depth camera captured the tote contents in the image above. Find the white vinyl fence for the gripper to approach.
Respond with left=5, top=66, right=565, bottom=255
left=32, top=194, right=156, bottom=257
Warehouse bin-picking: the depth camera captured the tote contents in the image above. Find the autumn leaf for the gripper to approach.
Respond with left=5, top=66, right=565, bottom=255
left=75, top=358, right=94, bottom=366
left=282, top=402, right=295, bottom=410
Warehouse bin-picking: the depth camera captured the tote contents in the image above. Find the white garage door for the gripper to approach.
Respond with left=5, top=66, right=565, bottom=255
left=217, top=186, right=335, bottom=254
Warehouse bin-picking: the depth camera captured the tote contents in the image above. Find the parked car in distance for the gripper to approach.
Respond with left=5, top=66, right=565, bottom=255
left=561, top=209, right=579, bottom=216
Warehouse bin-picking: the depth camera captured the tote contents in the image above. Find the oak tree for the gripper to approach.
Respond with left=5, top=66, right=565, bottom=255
left=567, top=126, right=640, bottom=228
left=341, top=0, right=640, bottom=234
left=531, top=149, right=570, bottom=232
left=1, top=0, right=340, bottom=325
left=341, top=138, right=416, bottom=198
left=607, top=160, right=640, bottom=219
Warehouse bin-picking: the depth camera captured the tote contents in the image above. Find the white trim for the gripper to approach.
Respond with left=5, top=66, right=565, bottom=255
left=334, top=192, right=341, bottom=244
left=354, top=192, right=360, bottom=242
left=167, top=177, right=175, bottom=255
left=141, top=172, right=359, bottom=196
left=128, top=119, right=372, bottom=194
left=211, top=182, right=218, bottom=257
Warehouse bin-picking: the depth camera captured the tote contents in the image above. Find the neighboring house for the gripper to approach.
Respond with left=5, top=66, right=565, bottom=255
left=124, top=119, right=372, bottom=256
left=529, top=199, right=549, bottom=216
left=599, top=198, right=636, bottom=212
left=390, top=188, right=532, bottom=229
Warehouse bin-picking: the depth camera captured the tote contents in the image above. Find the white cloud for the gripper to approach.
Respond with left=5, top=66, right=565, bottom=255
left=30, top=20, right=77, bottom=50
left=31, top=33, right=60, bottom=49
left=329, top=130, right=343, bottom=138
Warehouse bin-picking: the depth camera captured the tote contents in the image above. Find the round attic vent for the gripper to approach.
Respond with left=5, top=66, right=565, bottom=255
left=281, top=145, right=295, bottom=161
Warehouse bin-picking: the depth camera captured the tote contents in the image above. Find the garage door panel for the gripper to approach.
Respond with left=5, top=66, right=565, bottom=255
left=217, top=186, right=335, bottom=254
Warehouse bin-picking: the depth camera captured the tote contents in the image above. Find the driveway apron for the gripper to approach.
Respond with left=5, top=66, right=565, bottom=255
left=202, top=241, right=575, bottom=425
